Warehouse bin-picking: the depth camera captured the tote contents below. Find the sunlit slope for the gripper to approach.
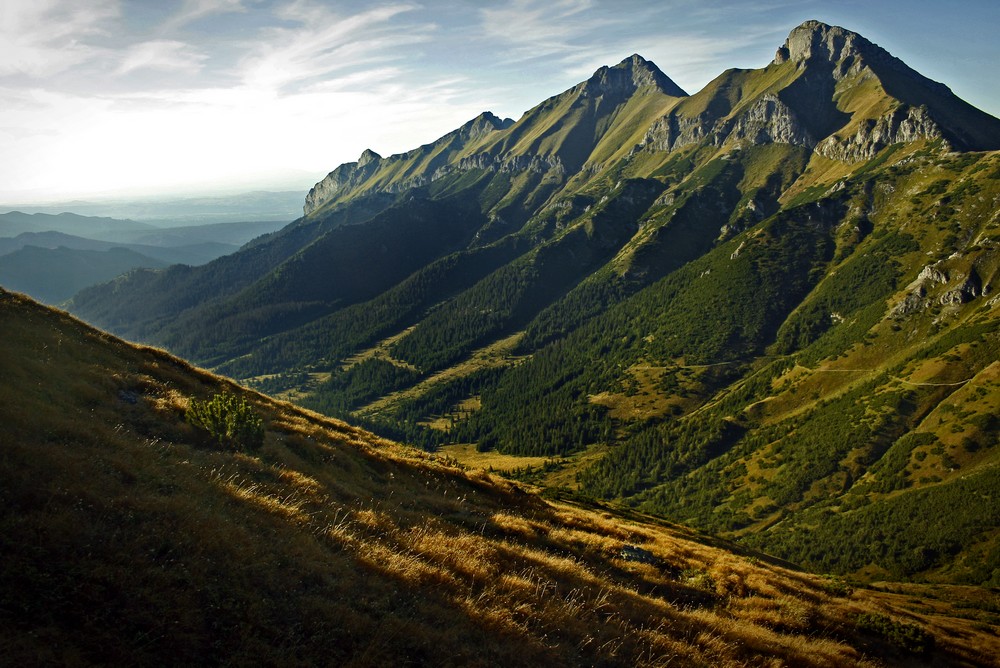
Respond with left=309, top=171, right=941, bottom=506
left=547, top=147, right=1000, bottom=583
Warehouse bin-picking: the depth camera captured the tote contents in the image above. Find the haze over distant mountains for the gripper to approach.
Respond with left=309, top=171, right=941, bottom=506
left=0, top=195, right=299, bottom=303
left=68, top=21, right=1000, bottom=585
left=2, top=190, right=305, bottom=226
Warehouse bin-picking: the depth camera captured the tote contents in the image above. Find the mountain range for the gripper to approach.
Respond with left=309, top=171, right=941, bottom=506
left=3, top=190, right=305, bottom=225
left=68, top=21, right=1000, bottom=585
left=0, top=211, right=290, bottom=303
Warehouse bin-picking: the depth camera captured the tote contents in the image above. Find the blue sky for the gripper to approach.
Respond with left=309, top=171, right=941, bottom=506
left=2, top=0, right=997, bottom=203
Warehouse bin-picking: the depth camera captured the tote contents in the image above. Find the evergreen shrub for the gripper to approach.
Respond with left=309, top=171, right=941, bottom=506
left=186, top=393, right=264, bottom=451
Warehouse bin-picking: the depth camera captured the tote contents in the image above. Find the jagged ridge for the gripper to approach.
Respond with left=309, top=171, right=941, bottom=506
left=303, top=20, right=1000, bottom=221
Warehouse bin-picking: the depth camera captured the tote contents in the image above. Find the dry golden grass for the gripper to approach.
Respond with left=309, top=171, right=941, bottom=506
left=2, top=288, right=999, bottom=666
left=438, top=441, right=553, bottom=472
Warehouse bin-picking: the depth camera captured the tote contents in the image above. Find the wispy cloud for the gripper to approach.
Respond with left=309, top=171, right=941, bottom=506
left=479, top=0, right=601, bottom=61
left=116, top=40, right=207, bottom=76
left=0, top=0, right=117, bottom=77
left=161, top=0, right=246, bottom=32
left=239, top=1, right=431, bottom=93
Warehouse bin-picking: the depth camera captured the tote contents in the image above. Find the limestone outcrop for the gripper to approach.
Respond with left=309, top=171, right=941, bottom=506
left=816, top=105, right=945, bottom=162
left=303, top=149, right=383, bottom=215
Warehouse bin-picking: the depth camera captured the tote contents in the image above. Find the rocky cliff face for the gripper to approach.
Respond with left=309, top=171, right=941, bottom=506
left=634, top=90, right=818, bottom=155
left=635, top=111, right=715, bottom=153
left=303, top=149, right=384, bottom=215
left=890, top=259, right=988, bottom=319
left=727, top=94, right=816, bottom=147
left=817, top=104, right=945, bottom=162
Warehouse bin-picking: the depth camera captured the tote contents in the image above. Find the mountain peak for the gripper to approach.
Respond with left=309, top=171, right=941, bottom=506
left=457, top=111, right=515, bottom=141
left=357, top=148, right=382, bottom=167
left=769, top=19, right=1000, bottom=153
left=584, top=53, right=687, bottom=98
left=773, top=19, right=948, bottom=93
left=774, top=20, right=864, bottom=65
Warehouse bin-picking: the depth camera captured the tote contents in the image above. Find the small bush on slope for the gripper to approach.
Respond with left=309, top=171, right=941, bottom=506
left=185, top=392, right=264, bottom=451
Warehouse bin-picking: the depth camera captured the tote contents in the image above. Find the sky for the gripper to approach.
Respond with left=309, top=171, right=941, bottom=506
left=2, top=0, right=998, bottom=204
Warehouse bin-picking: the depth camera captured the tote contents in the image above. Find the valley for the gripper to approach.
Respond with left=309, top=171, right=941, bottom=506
left=4, top=287, right=999, bottom=665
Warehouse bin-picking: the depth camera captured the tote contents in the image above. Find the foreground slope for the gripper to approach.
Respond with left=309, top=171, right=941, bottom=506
left=4, top=287, right=999, bottom=666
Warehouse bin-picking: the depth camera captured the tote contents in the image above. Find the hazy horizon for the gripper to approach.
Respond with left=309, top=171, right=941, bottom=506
left=0, top=184, right=312, bottom=211
left=0, top=188, right=308, bottom=225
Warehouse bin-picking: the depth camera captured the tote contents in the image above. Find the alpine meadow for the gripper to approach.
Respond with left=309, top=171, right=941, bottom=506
left=5, top=17, right=1000, bottom=666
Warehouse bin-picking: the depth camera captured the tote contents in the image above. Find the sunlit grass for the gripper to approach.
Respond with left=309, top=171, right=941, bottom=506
left=438, top=442, right=552, bottom=472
